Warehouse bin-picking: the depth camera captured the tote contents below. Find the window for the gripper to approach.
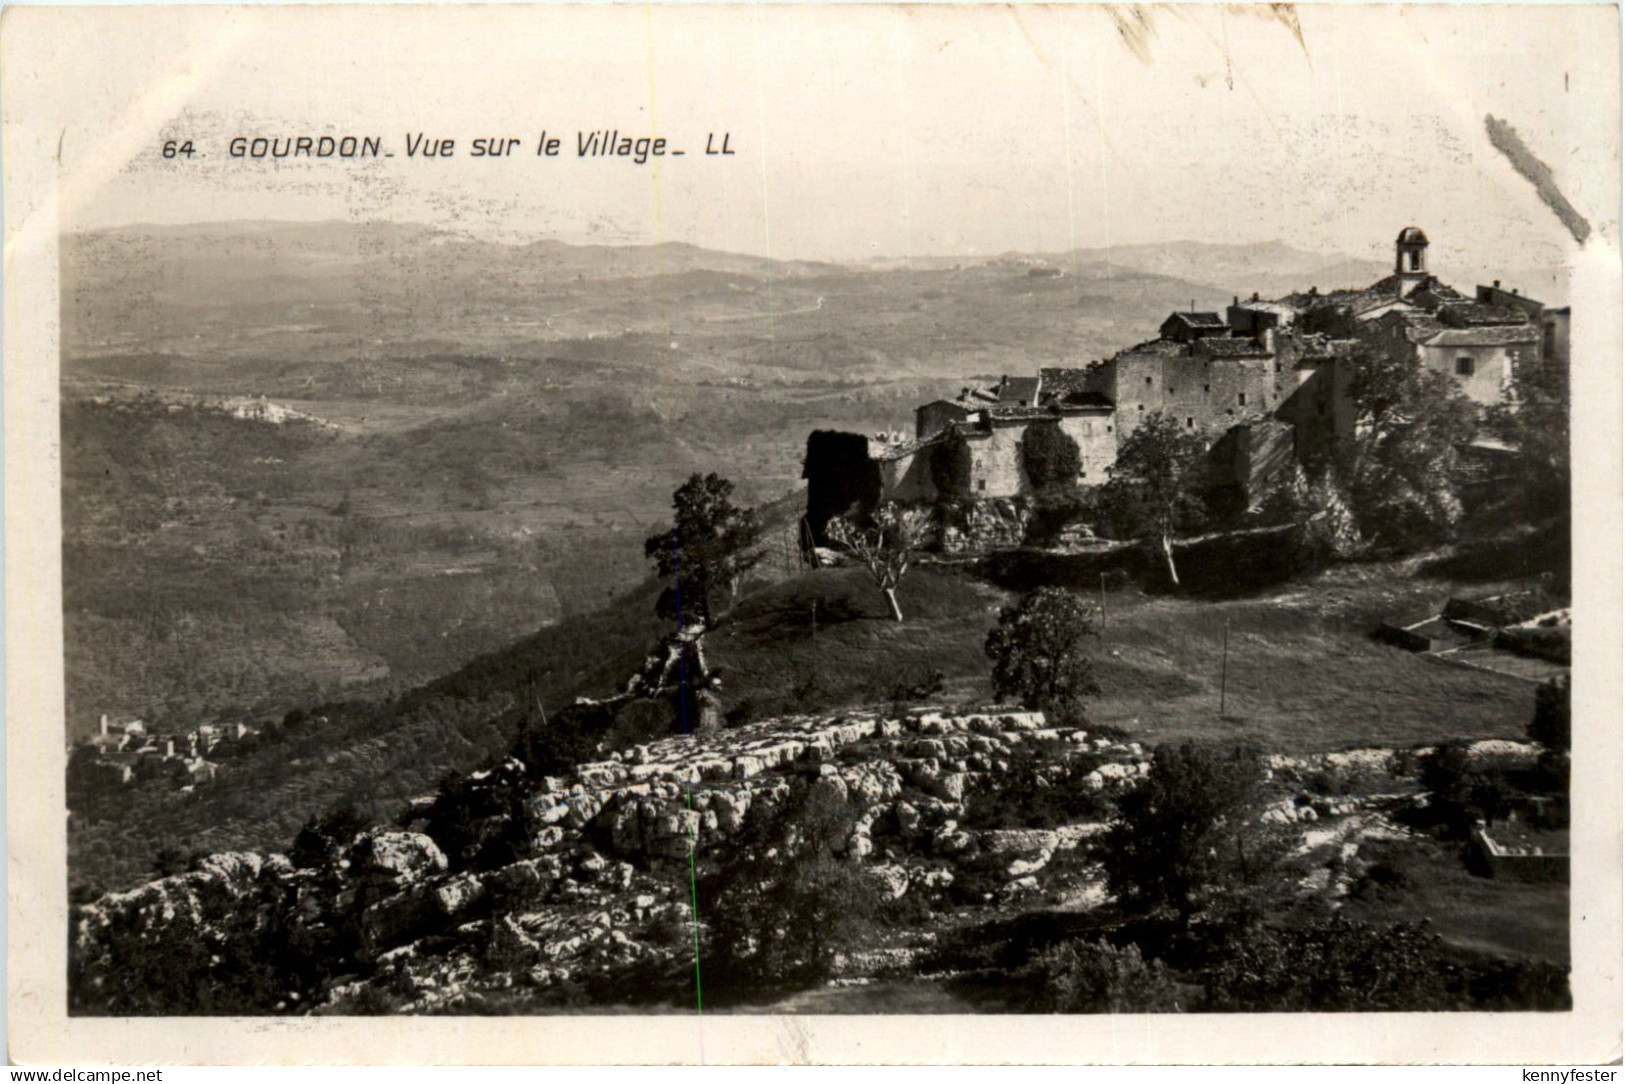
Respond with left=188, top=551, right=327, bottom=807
left=1137, top=404, right=1144, bottom=412
left=1203, top=384, right=1210, bottom=393
left=1106, top=425, right=1113, bottom=433
left=1168, top=385, right=1176, bottom=394
left=977, top=479, right=986, bottom=492
left=1543, top=324, right=1556, bottom=360
left=1238, top=392, right=1247, bottom=406
left=1456, top=356, right=1475, bottom=376
left=1186, top=417, right=1194, bottom=428
left=1145, top=376, right=1153, bottom=387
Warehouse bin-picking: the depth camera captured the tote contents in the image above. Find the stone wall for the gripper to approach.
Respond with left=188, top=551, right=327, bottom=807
left=1057, top=412, right=1117, bottom=485
left=1107, top=351, right=1279, bottom=441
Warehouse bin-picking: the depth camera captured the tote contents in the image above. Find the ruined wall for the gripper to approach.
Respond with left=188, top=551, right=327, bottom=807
left=803, top=430, right=882, bottom=542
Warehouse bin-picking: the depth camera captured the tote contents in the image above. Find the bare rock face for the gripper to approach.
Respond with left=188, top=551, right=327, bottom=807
left=76, top=702, right=1153, bottom=1014
left=866, top=864, right=911, bottom=900
left=350, top=832, right=448, bottom=885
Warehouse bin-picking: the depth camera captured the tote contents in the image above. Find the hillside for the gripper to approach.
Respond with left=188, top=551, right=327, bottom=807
left=68, top=543, right=1541, bottom=898
left=71, top=690, right=1565, bottom=1016
left=62, top=222, right=1257, bottom=737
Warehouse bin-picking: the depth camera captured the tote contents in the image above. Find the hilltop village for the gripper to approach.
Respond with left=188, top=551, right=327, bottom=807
left=806, top=227, right=1569, bottom=537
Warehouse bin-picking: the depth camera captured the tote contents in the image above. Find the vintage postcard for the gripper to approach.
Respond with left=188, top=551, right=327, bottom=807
left=4, top=2, right=1620, bottom=1065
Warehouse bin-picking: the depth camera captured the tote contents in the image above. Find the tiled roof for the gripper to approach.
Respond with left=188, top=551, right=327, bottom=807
left=997, top=376, right=1042, bottom=404
left=1037, top=366, right=1093, bottom=394
left=1113, top=338, right=1185, bottom=358
left=1421, top=325, right=1540, bottom=347
left=1164, top=311, right=1226, bottom=328
left=987, top=405, right=1062, bottom=422
left=1435, top=301, right=1531, bottom=328
left=1406, top=281, right=1469, bottom=311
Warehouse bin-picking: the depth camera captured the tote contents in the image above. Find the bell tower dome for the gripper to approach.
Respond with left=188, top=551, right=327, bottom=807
left=1395, top=226, right=1429, bottom=295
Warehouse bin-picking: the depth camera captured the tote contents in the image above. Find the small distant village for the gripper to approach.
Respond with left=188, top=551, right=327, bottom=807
left=68, top=713, right=270, bottom=794
left=807, top=226, right=1568, bottom=532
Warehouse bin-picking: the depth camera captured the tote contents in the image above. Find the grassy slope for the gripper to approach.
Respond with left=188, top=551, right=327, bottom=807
left=710, top=560, right=1534, bottom=754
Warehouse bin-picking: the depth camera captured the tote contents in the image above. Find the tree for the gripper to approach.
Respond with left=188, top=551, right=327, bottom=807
left=1339, top=341, right=1478, bottom=549
left=825, top=501, right=930, bottom=622
left=1528, top=675, right=1571, bottom=755
left=1487, top=347, right=1569, bottom=520
left=644, top=473, right=763, bottom=628
left=1102, top=742, right=1288, bottom=922
left=1101, top=412, right=1209, bottom=585
left=289, top=802, right=374, bottom=870
left=1021, top=421, right=1082, bottom=491
left=1418, top=740, right=1511, bottom=838
left=984, top=587, right=1101, bottom=716
left=929, top=427, right=973, bottom=504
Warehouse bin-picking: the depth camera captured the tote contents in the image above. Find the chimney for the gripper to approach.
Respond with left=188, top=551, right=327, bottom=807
left=1233, top=295, right=1240, bottom=307
left=99, top=714, right=109, bottom=738
left=1493, top=279, right=1501, bottom=289
left=165, top=737, right=175, bottom=758
left=1251, top=291, right=1261, bottom=302
left=1512, top=288, right=1520, bottom=296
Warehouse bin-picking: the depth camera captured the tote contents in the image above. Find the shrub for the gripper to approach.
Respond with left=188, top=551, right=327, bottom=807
left=1018, top=939, right=1182, bottom=1013
left=1024, top=485, right=1093, bottom=547
left=1203, top=916, right=1462, bottom=1011
left=695, top=781, right=881, bottom=997
left=290, top=802, right=375, bottom=870
left=1102, top=742, right=1290, bottom=922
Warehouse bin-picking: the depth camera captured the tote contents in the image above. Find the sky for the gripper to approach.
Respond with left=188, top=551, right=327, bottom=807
left=10, top=4, right=1620, bottom=273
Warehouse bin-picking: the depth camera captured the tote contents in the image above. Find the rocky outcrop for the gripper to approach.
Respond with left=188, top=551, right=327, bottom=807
left=70, top=703, right=1155, bottom=1014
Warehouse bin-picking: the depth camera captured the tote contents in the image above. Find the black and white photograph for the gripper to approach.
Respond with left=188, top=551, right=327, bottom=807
left=3, top=1, right=1620, bottom=1064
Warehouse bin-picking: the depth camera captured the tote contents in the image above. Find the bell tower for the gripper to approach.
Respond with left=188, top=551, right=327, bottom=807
left=1395, top=226, right=1429, bottom=296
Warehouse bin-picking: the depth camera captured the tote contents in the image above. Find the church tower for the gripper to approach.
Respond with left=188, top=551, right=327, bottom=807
left=1394, top=226, right=1429, bottom=296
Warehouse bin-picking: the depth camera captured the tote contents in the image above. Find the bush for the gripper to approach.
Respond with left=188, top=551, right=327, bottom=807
left=1102, top=742, right=1289, bottom=922
left=695, top=781, right=881, bottom=997
left=1017, top=939, right=1182, bottom=1013
left=290, top=802, right=375, bottom=870
left=1024, top=485, right=1093, bottom=547
left=1203, top=916, right=1461, bottom=1011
